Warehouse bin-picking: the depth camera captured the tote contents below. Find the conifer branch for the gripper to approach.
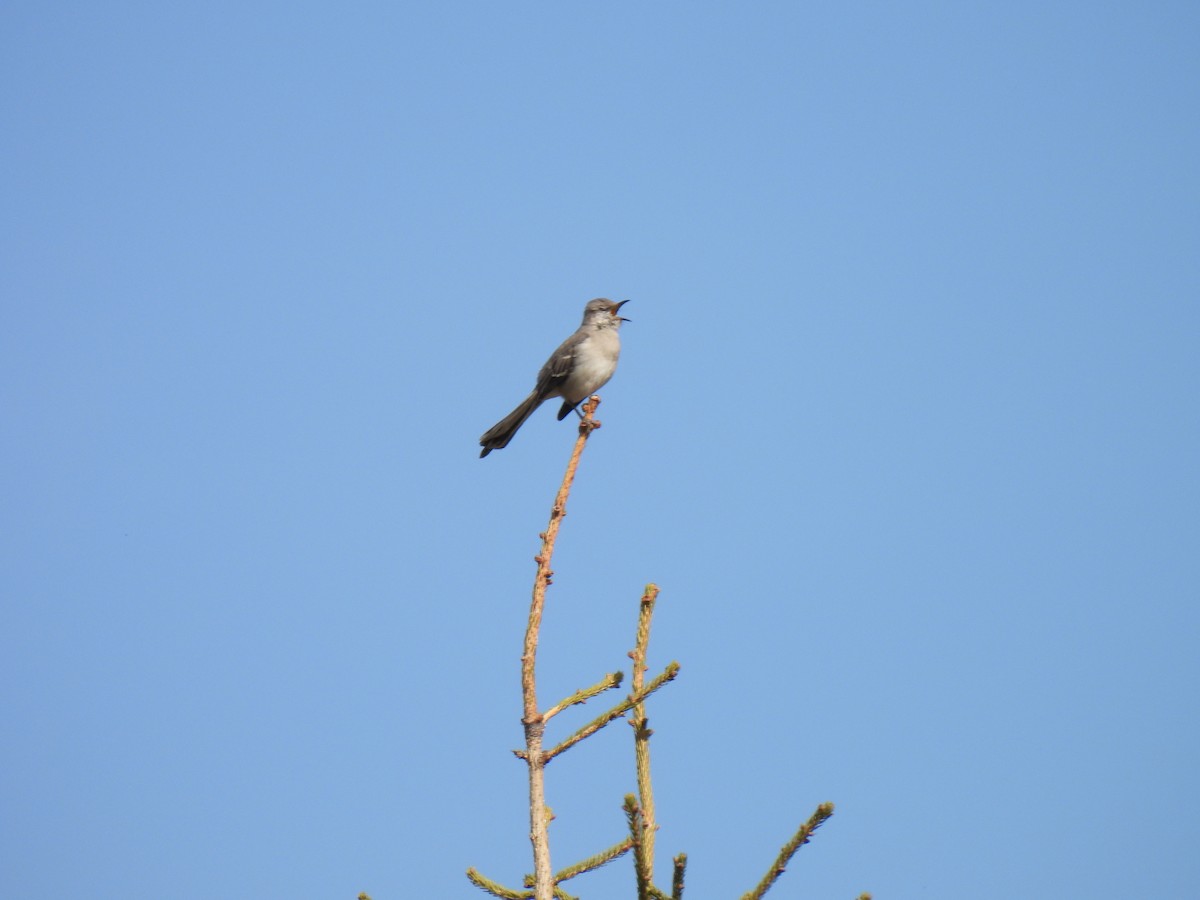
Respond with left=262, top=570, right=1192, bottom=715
left=739, top=802, right=836, bottom=900
left=671, top=853, right=687, bottom=899
left=623, top=795, right=651, bottom=900
left=630, top=584, right=661, bottom=880
left=543, top=671, right=625, bottom=722
left=518, top=396, right=602, bottom=900
left=543, top=663, right=679, bottom=763
left=465, top=866, right=532, bottom=898
left=552, top=837, right=634, bottom=883
left=466, top=388, right=862, bottom=900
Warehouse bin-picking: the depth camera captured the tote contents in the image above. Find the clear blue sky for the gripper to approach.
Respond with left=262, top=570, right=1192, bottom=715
left=3, top=3, right=1197, bottom=898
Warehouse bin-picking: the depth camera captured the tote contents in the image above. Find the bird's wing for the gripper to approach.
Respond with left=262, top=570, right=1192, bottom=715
left=533, top=331, right=582, bottom=398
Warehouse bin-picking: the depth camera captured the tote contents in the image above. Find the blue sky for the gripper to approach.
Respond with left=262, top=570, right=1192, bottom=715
left=2, top=2, right=1197, bottom=898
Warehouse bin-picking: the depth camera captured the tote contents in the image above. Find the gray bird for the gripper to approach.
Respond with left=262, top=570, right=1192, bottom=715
left=479, top=298, right=630, bottom=457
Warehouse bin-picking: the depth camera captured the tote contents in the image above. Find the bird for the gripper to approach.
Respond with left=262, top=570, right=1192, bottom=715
left=479, top=298, right=630, bottom=457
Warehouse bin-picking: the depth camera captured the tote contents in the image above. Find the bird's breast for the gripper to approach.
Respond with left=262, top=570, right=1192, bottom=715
left=562, top=330, right=620, bottom=400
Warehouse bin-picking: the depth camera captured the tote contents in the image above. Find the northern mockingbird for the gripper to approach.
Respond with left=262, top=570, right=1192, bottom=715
left=479, top=298, right=630, bottom=457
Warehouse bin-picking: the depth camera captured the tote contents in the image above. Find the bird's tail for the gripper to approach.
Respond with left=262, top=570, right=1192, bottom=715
left=479, top=392, right=545, bottom=457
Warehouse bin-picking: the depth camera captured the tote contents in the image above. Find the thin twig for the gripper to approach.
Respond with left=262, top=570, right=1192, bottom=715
left=739, top=802, right=836, bottom=900
left=671, top=853, right=687, bottom=899
left=465, top=867, right=532, bottom=899
left=623, top=795, right=650, bottom=900
left=520, top=396, right=602, bottom=900
left=630, top=584, right=661, bottom=880
left=543, top=671, right=625, bottom=722
left=543, top=663, right=680, bottom=763
left=553, top=837, right=634, bottom=883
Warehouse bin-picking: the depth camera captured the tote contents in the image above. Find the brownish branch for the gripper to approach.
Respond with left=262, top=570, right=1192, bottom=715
left=520, top=396, right=603, bottom=900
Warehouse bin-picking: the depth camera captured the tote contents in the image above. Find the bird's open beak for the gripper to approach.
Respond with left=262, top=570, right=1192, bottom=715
left=614, top=299, right=631, bottom=322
